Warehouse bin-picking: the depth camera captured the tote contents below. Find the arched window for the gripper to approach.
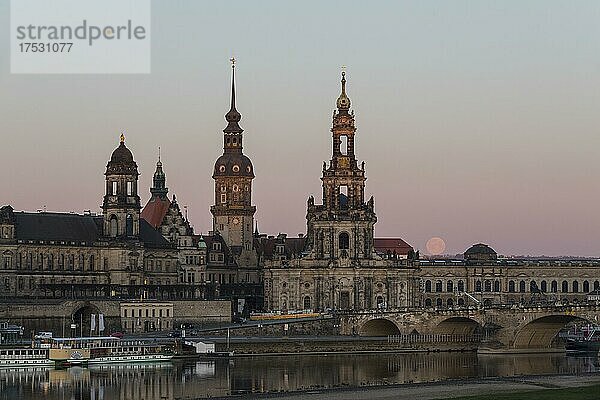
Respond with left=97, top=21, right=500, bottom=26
left=484, top=280, right=492, bottom=292
left=126, top=215, right=134, bottom=236
left=561, top=280, right=569, bottom=293
left=110, top=216, right=118, bottom=237
left=508, top=280, right=515, bottom=293
left=425, top=280, right=432, bottom=293
left=339, top=232, right=349, bottom=250
left=446, top=280, right=453, bottom=293
left=475, top=280, right=482, bottom=292
left=583, top=281, right=590, bottom=293
left=572, top=281, right=579, bottom=293
left=376, top=296, right=384, bottom=308
left=447, top=298, right=454, bottom=307
left=551, top=280, right=558, bottom=293
left=530, top=281, right=537, bottom=292
left=594, top=281, right=600, bottom=290
left=303, top=296, right=311, bottom=310
left=457, top=280, right=465, bottom=292
left=435, top=280, right=442, bottom=292
left=425, top=298, right=432, bottom=307
left=458, top=298, right=465, bottom=307
left=494, top=280, right=500, bottom=292
left=519, top=281, right=526, bottom=293
left=541, top=280, right=547, bottom=292
left=436, top=298, right=443, bottom=308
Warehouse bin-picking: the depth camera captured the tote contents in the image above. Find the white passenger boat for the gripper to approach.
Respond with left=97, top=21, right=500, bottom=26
left=0, top=348, right=53, bottom=368
left=48, top=336, right=175, bottom=367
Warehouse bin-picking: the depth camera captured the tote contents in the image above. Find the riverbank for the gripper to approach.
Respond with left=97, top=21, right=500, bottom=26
left=206, top=373, right=600, bottom=400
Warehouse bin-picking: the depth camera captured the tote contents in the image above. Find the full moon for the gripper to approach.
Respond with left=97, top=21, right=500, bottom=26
left=426, top=237, right=446, bottom=255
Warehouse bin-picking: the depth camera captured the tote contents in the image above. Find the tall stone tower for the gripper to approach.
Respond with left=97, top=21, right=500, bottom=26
left=305, top=72, right=377, bottom=263
left=150, top=150, right=168, bottom=200
left=210, top=60, right=256, bottom=266
left=102, top=134, right=141, bottom=238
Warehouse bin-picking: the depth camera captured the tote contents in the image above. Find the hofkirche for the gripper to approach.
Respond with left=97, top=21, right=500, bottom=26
left=1, top=65, right=599, bottom=334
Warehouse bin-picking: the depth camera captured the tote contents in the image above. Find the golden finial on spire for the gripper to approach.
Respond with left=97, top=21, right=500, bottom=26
left=120, top=132, right=125, bottom=143
left=230, top=56, right=236, bottom=69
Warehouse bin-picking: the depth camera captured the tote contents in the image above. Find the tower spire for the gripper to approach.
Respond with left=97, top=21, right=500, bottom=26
left=224, top=57, right=243, bottom=134
left=336, top=68, right=351, bottom=111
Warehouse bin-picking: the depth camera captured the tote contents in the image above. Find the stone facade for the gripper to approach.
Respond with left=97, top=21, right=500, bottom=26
left=263, top=73, right=416, bottom=312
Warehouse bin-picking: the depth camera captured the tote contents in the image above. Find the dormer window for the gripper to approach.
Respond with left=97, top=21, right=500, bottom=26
left=232, top=165, right=240, bottom=172
left=213, top=242, right=221, bottom=251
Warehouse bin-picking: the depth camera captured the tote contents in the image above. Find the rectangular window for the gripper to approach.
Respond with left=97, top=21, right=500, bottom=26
left=127, top=181, right=133, bottom=195
left=112, top=181, right=118, bottom=195
left=340, top=135, right=348, bottom=155
left=220, top=193, right=226, bottom=204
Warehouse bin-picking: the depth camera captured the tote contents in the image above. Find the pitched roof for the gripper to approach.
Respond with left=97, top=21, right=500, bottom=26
left=139, top=219, right=172, bottom=247
left=11, top=211, right=171, bottom=248
left=254, top=236, right=306, bottom=259
left=141, top=197, right=171, bottom=229
left=13, top=212, right=101, bottom=242
left=373, top=238, right=413, bottom=256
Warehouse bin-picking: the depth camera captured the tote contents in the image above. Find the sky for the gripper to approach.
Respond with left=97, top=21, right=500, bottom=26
left=1, top=1, right=599, bottom=257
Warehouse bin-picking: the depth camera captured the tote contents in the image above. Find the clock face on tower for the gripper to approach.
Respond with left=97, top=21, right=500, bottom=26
left=232, top=217, right=240, bottom=225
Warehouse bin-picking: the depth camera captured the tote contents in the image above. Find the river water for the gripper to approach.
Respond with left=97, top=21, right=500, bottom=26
left=1, top=352, right=599, bottom=399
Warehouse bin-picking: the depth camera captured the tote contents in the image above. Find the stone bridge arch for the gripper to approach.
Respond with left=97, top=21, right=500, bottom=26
left=359, top=318, right=401, bottom=336
left=512, top=314, right=592, bottom=349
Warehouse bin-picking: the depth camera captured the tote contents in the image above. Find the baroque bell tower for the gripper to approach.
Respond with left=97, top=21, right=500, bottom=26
left=305, top=71, right=377, bottom=263
left=210, top=59, right=257, bottom=265
left=102, top=134, right=141, bottom=238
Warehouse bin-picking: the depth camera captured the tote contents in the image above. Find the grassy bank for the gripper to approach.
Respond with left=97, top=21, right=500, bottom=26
left=449, top=384, right=600, bottom=400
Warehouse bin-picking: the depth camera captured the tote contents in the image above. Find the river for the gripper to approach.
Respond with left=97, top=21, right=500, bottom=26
left=1, top=352, right=599, bottom=399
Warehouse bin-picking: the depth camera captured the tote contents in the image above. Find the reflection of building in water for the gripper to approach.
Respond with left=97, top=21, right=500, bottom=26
left=0, top=354, right=598, bottom=399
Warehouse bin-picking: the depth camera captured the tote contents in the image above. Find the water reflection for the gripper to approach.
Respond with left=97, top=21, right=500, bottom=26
left=1, top=353, right=598, bottom=400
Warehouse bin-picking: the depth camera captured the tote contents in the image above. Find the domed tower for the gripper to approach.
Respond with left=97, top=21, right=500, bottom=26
left=305, top=71, right=377, bottom=262
left=102, top=134, right=141, bottom=238
left=210, top=60, right=256, bottom=264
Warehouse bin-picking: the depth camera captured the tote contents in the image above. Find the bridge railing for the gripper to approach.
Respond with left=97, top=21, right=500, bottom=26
left=387, top=333, right=482, bottom=344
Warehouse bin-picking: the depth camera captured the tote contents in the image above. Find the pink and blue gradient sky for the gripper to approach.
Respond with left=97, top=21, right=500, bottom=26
left=1, top=1, right=599, bottom=256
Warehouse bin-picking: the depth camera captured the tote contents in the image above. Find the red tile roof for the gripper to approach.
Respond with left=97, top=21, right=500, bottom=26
left=374, top=237, right=413, bottom=256
left=141, top=197, right=170, bottom=229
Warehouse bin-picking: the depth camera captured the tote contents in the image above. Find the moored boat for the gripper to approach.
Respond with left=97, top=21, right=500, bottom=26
left=48, top=336, right=176, bottom=367
left=561, top=324, right=600, bottom=353
left=0, top=347, right=53, bottom=368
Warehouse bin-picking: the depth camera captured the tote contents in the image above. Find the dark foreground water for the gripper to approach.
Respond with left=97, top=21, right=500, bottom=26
left=2, top=353, right=599, bottom=399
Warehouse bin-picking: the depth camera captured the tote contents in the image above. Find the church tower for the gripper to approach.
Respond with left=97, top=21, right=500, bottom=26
left=102, top=134, right=141, bottom=238
left=210, top=60, right=256, bottom=265
left=305, top=72, right=377, bottom=262
left=150, top=149, right=168, bottom=200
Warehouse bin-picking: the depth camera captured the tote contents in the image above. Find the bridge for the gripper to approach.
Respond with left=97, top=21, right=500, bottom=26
left=341, top=304, right=600, bottom=350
